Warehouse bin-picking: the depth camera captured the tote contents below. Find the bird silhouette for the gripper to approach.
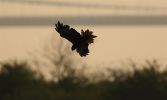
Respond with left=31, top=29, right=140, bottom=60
left=55, top=21, right=97, bottom=57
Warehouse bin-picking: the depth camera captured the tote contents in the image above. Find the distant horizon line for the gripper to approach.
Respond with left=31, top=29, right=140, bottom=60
left=1, top=15, right=167, bottom=26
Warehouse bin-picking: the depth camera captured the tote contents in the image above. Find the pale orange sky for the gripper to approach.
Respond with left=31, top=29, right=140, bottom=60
left=0, top=0, right=167, bottom=66
left=0, top=26, right=167, bottom=65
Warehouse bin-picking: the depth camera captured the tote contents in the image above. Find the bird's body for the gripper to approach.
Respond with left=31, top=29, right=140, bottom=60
left=55, top=21, right=97, bottom=57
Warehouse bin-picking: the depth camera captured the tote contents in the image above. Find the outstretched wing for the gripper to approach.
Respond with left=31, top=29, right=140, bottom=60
left=55, top=21, right=81, bottom=44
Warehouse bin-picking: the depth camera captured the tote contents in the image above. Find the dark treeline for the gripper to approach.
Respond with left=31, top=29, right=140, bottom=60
left=0, top=60, right=167, bottom=100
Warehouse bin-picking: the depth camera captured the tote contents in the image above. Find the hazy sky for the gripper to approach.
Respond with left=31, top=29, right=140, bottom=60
left=0, top=0, right=167, bottom=66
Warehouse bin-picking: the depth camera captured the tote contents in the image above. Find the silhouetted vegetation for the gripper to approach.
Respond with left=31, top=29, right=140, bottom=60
left=0, top=60, right=167, bottom=100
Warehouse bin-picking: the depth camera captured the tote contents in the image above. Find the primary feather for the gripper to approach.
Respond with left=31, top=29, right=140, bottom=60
left=55, top=21, right=97, bottom=57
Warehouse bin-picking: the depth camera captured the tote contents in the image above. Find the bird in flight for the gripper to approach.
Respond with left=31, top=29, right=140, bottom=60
left=55, top=21, right=97, bottom=57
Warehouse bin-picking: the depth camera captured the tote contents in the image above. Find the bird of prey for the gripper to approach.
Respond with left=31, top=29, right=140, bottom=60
left=55, top=21, right=97, bottom=57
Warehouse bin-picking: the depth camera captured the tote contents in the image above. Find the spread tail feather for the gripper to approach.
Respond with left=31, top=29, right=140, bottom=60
left=76, top=45, right=89, bottom=57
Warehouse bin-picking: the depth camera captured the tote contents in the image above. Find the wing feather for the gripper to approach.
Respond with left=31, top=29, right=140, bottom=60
left=55, top=21, right=81, bottom=44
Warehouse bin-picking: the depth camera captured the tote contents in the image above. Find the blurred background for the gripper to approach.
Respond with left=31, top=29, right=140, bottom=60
left=0, top=0, right=167, bottom=65
left=0, top=0, right=167, bottom=99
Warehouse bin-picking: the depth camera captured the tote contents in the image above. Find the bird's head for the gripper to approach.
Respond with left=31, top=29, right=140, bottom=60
left=81, top=29, right=97, bottom=44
